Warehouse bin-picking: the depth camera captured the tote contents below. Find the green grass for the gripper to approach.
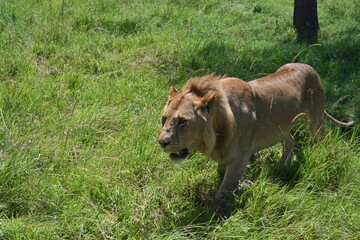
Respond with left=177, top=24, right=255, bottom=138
left=0, top=0, right=359, bottom=239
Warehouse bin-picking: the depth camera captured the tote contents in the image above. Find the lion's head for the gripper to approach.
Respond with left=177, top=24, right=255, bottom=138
left=158, top=74, right=235, bottom=163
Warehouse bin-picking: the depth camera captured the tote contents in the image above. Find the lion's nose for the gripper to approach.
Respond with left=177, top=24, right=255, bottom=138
left=158, top=139, right=170, bottom=149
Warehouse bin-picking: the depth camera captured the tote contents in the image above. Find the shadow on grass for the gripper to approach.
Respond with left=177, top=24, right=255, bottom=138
left=176, top=26, right=359, bottom=77
left=172, top=174, right=253, bottom=230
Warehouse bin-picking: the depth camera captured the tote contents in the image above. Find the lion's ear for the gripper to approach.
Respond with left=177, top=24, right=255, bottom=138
left=168, top=86, right=178, bottom=102
left=195, top=91, right=216, bottom=109
left=169, top=86, right=179, bottom=99
left=201, top=91, right=216, bottom=107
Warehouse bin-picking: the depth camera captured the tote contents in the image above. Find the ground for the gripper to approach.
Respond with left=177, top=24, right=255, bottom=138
left=0, top=0, right=359, bottom=239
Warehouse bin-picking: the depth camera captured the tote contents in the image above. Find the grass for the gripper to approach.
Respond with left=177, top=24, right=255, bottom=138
left=0, top=0, right=359, bottom=239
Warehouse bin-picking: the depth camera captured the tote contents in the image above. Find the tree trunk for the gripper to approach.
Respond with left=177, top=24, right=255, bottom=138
left=293, top=0, right=319, bottom=43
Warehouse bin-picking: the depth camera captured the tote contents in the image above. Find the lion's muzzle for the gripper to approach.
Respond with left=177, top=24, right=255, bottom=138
left=158, top=138, right=170, bottom=149
left=158, top=134, right=189, bottom=163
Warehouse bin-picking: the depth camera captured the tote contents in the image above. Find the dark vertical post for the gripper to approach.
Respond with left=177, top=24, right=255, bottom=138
left=293, top=0, right=320, bottom=43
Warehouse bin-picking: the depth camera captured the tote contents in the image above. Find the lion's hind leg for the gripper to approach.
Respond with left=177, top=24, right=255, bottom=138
left=307, top=112, right=324, bottom=140
left=304, top=82, right=325, bottom=139
left=279, top=133, right=294, bottom=167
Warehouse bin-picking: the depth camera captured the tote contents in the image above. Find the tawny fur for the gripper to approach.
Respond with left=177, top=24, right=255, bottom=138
left=158, top=63, right=354, bottom=204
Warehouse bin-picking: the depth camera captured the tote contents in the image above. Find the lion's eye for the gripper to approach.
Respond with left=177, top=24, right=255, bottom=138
left=178, top=118, right=187, bottom=126
left=162, top=116, right=167, bottom=126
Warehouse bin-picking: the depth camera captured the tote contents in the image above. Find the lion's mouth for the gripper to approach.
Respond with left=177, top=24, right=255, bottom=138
left=169, top=148, right=189, bottom=162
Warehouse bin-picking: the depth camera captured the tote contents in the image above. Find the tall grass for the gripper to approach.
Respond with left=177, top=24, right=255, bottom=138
left=0, top=0, right=359, bottom=239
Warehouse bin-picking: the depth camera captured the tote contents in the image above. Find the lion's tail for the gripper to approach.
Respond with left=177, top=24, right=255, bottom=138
left=324, top=110, right=355, bottom=128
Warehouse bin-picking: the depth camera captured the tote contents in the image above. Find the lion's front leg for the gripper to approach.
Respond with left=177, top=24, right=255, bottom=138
left=215, top=151, right=251, bottom=214
left=217, top=163, right=226, bottom=179
left=279, top=133, right=294, bottom=167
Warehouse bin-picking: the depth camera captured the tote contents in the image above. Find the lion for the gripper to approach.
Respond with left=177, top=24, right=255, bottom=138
left=158, top=63, right=354, bottom=209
